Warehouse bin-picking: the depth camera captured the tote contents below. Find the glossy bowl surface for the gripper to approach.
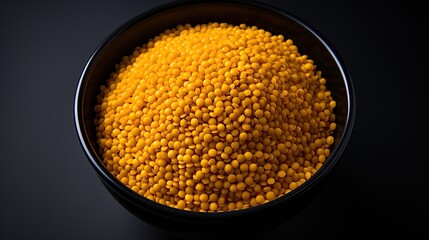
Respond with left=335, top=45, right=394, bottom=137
left=74, top=0, right=355, bottom=238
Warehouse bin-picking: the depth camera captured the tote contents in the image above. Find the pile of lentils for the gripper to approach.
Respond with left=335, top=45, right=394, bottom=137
left=94, top=22, right=337, bottom=212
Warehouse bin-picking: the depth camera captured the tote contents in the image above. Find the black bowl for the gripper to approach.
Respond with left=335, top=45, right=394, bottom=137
left=74, top=0, right=355, bottom=239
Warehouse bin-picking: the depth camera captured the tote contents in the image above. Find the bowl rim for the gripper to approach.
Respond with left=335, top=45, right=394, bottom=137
left=74, top=0, right=356, bottom=220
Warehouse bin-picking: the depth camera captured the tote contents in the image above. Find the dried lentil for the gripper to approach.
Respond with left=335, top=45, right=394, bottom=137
left=94, top=22, right=337, bottom=212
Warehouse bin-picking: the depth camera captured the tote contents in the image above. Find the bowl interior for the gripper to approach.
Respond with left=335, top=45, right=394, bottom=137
left=74, top=0, right=354, bottom=235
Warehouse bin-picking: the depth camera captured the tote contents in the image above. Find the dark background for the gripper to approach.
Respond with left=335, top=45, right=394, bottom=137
left=1, top=0, right=427, bottom=239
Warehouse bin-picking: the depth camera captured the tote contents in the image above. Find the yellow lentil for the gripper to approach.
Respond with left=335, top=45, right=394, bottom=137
left=94, top=22, right=337, bottom=212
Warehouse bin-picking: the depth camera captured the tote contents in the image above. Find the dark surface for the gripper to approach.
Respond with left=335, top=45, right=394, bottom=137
left=0, top=0, right=427, bottom=239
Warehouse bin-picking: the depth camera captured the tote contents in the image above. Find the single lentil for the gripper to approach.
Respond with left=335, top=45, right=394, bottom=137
left=94, top=22, right=337, bottom=212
